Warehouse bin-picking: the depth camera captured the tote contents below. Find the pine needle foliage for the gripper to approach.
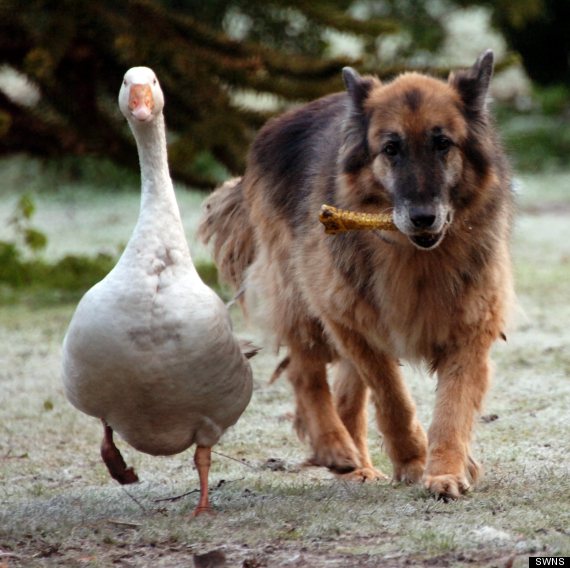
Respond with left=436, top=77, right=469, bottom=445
left=0, top=0, right=441, bottom=188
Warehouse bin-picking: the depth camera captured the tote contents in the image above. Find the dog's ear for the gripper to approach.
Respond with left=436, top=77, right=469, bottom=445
left=449, top=50, right=494, bottom=118
left=343, top=67, right=374, bottom=110
left=341, top=67, right=376, bottom=173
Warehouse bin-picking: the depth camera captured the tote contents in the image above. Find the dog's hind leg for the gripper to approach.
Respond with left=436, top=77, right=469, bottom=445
left=332, top=359, right=388, bottom=481
left=287, top=345, right=361, bottom=474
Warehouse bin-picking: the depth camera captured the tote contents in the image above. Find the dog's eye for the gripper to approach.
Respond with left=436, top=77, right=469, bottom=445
left=433, top=135, right=452, bottom=152
left=383, top=142, right=400, bottom=157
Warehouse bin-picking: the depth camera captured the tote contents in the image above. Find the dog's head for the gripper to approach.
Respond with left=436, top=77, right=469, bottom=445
left=339, top=51, right=495, bottom=250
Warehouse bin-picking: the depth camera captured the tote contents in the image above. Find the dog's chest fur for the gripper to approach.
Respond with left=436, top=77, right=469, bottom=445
left=296, top=223, right=502, bottom=365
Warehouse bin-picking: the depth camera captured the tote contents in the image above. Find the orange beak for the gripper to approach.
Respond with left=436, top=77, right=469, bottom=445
left=128, top=84, right=154, bottom=121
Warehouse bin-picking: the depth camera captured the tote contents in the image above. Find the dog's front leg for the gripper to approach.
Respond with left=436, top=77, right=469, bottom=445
left=323, top=320, right=428, bottom=484
left=424, top=348, right=491, bottom=499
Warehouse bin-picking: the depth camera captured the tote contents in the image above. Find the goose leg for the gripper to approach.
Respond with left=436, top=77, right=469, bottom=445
left=100, top=420, right=139, bottom=484
left=192, top=446, right=214, bottom=516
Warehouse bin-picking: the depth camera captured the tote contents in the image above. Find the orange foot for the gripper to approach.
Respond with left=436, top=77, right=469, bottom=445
left=192, top=505, right=216, bottom=518
left=100, top=421, right=139, bottom=485
left=192, top=446, right=214, bottom=517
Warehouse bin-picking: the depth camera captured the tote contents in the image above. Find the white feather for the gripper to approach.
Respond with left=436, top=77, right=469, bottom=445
left=62, top=68, right=253, bottom=458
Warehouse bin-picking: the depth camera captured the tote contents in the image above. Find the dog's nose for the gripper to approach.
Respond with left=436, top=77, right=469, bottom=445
left=409, top=206, right=436, bottom=229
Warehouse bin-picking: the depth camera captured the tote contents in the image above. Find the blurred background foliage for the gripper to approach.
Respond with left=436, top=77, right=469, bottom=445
left=1, top=0, right=567, bottom=189
left=452, top=0, right=570, bottom=86
left=0, top=0, right=568, bottom=299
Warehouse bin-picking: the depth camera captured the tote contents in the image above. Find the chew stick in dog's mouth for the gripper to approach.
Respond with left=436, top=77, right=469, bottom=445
left=319, top=204, right=397, bottom=235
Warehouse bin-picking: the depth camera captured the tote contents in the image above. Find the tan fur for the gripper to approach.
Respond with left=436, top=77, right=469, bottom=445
left=199, top=53, right=515, bottom=499
left=198, top=177, right=254, bottom=292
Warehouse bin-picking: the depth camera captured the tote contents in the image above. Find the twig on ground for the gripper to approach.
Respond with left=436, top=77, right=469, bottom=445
left=154, top=489, right=199, bottom=503
left=120, top=487, right=148, bottom=513
left=0, top=450, right=28, bottom=460
left=0, top=551, right=22, bottom=558
left=106, top=519, right=142, bottom=528
left=212, top=449, right=256, bottom=470
left=154, top=478, right=245, bottom=503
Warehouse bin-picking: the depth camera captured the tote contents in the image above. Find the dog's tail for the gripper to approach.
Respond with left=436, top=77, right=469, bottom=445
left=198, top=177, right=255, bottom=292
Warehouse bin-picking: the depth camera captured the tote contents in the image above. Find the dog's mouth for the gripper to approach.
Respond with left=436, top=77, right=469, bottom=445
left=393, top=208, right=452, bottom=251
left=409, top=232, right=444, bottom=250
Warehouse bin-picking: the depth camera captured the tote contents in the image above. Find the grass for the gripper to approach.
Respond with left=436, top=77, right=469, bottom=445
left=496, top=84, right=570, bottom=173
left=0, top=155, right=222, bottom=303
left=0, top=156, right=569, bottom=566
left=0, top=155, right=212, bottom=265
left=501, top=114, right=570, bottom=173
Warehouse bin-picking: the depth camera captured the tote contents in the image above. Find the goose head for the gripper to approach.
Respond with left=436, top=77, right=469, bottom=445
left=118, top=67, right=164, bottom=124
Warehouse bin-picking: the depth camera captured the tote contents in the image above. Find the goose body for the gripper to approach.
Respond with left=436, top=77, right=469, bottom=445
left=62, top=67, right=254, bottom=513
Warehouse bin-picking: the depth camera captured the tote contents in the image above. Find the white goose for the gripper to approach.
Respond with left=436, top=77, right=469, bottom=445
left=62, top=67, right=255, bottom=516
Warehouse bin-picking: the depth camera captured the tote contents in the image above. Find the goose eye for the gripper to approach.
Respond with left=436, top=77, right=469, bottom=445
left=153, top=78, right=157, bottom=86
left=123, top=79, right=127, bottom=86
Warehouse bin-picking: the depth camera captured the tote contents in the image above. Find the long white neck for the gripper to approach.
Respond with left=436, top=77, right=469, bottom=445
left=131, top=114, right=176, bottom=214
left=128, top=114, right=189, bottom=255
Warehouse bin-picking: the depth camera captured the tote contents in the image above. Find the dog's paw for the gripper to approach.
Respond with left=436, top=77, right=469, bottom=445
left=392, top=457, right=426, bottom=485
left=423, top=473, right=471, bottom=500
left=423, top=452, right=481, bottom=499
left=336, top=466, right=389, bottom=482
left=307, top=431, right=361, bottom=473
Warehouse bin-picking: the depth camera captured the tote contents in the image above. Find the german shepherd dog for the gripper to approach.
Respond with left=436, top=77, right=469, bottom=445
left=199, top=50, right=514, bottom=499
